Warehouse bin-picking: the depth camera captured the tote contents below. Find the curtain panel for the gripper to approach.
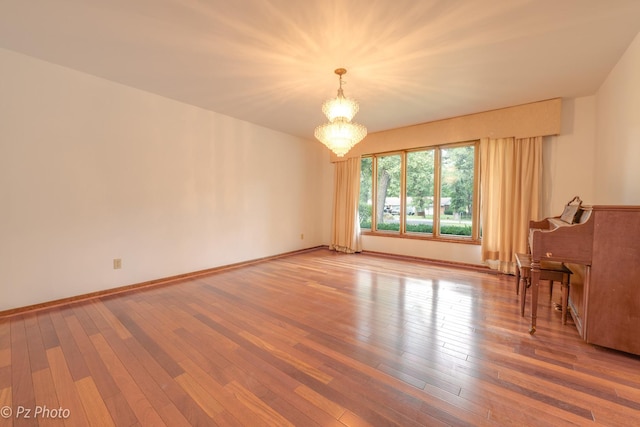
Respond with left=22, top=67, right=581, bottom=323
left=480, top=137, right=542, bottom=273
left=330, top=157, right=362, bottom=254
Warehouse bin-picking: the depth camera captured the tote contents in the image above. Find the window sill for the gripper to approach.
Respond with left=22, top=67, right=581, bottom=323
left=360, top=230, right=481, bottom=245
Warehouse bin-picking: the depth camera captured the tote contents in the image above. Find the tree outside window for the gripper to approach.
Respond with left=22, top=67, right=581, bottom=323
left=359, top=157, right=372, bottom=229
left=359, top=141, right=478, bottom=240
left=406, top=150, right=434, bottom=234
left=440, top=145, right=475, bottom=236
left=376, top=154, right=401, bottom=232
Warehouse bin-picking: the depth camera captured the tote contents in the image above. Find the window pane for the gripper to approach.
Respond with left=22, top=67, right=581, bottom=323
left=359, top=157, right=372, bottom=230
left=376, top=154, right=401, bottom=232
left=439, top=145, right=474, bottom=236
left=406, top=150, right=434, bottom=234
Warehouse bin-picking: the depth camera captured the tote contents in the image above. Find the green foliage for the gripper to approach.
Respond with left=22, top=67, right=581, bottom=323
left=406, top=224, right=471, bottom=236
left=440, top=224, right=472, bottom=236
left=441, top=146, right=474, bottom=215
left=359, top=202, right=372, bottom=227
left=360, top=222, right=472, bottom=236
left=377, top=155, right=401, bottom=197
left=375, top=222, right=400, bottom=231
left=359, top=145, right=475, bottom=238
left=406, top=224, right=433, bottom=233
left=360, top=157, right=373, bottom=205
left=406, top=151, right=434, bottom=210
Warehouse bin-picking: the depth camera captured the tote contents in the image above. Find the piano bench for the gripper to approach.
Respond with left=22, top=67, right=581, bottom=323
left=514, top=253, right=572, bottom=325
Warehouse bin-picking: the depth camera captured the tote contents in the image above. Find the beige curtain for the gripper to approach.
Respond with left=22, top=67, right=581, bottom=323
left=330, top=157, right=362, bottom=254
left=480, top=137, right=542, bottom=273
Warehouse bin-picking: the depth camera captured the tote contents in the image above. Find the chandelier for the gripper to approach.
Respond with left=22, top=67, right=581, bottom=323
left=314, top=68, right=367, bottom=157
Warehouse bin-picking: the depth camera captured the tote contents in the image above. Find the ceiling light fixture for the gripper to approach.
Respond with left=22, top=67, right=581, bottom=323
left=314, top=68, right=367, bottom=157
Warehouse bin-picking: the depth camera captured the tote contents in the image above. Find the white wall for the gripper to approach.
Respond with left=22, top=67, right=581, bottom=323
left=542, top=97, right=597, bottom=218
left=548, top=32, right=640, bottom=208
left=0, top=48, right=332, bottom=311
left=361, top=235, right=482, bottom=266
left=594, top=33, right=640, bottom=204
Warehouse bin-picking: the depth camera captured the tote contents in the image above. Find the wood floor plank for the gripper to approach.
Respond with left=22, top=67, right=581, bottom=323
left=95, top=324, right=209, bottom=426
left=297, top=335, right=486, bottom=426
left=469, top=343, right=640, bottom=413
left=186, top=318, right=325, bottom=426
left=70, top=305, right=100, bottom=338
left=319, top=357, right=469, bottom=427
left=10, top=318, right=35, bottom=417
left=45, top=346, right=90, bottom=427
left=100, top=328, right=213, bottom=426
left=0, top=366, right=10, bottom=391
left=177, top=357, right=259, bottom=426
left=122, top=304, right=190, bottom=366
left=239, top=331, right=333, bottom=384
left=0, top=387, right=12, bottom=424
left=293, top=384, right=346, bottom=420
left=214, top=340, right=342, bottom=426
left=498, top=365, right=640, bottom=426
left=48, top=309, right=91, bottom=382
left=100, top=301, right=184, bottom=379
left=76, top=376, right=116, bottom=427
left=24, top=315, right=49, bottom=372
left=171, top=327, right=234, bottom=385
left=64, top=314, right=121, bottom=401
left=89, top=333, right=166, bottom=426
left=224, top=380, right=295, bottom=427
left=31, top=368, right=62, bottom=427
left=86, top=300, right=132, bottom=341
left=102, top=393, right=139, bottom=427
left=456, top=361, right=595, bottom=425
left=35, top=312, right=60, bottom=351
left=2, top=249, right=640, bottom=426
left=178, top=323, right=343, bottom=427
left=0, top=320, right=12, bottom=370
left=173, top=372, right=225, bottom=419
left=338, top=409, right=377, bottom=427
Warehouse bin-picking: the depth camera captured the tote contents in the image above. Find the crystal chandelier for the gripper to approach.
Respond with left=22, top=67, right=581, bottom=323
left=314, top=68, right=367, bottom=157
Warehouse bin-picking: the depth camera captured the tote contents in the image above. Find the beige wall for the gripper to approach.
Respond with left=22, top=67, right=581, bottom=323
left=536, top=33, right=640, bottom=214
left=542, top=97, right=597, bottom=218
left=0, top=48, right=332, bottom=311
left=594, top=32, right=640, bottom=205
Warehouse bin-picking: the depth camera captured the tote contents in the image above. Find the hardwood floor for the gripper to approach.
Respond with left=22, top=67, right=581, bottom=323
left=1, top=248, right=640, bottom=426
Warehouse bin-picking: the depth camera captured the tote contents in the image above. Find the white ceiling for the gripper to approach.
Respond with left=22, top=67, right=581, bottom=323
left=1, top=0, right=640, bottom=140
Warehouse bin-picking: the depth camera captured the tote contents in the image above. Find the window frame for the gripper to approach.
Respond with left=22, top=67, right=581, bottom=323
left=373, top=151, right=403, bottom=234
left=360, top=140, right=481, bottom=244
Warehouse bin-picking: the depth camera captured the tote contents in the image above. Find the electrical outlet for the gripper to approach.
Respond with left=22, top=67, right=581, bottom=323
left=113, top=258, right=122, bottom=269
left=300, top=233, right=304, bottom=240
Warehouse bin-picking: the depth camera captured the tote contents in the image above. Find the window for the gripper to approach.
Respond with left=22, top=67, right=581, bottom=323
left=359, top=157, right=372, bottom=229
left=439, top=145, right=475, bottom=237
left=360, top=141, right=479, bottom=241
left=376, top=154, right=401, bottom=232
left=406, top=150, right=435, bottom=235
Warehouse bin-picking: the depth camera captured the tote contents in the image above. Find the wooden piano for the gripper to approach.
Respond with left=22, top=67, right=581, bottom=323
left=528, top=204, right=640, bottom=356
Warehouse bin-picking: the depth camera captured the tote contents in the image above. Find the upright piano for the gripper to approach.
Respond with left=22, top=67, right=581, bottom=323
left=528, top=205, right=640, bottom=356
